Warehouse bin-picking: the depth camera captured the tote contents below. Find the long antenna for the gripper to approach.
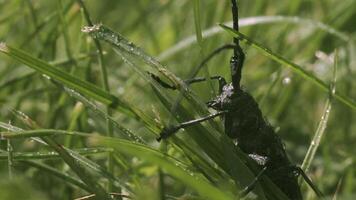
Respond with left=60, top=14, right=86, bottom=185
left=231, top=0, right=239, bottom=46
left=230, top=0, right=245, bottom=91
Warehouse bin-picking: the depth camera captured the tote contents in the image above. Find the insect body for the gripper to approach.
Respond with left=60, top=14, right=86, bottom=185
left=154, top=0, right=323, bottom=199
left=154, top=69, right=304, bottom=199
left=208, top=82, right=303, bottom=199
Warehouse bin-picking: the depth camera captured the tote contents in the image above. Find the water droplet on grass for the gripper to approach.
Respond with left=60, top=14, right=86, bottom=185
left=42, top=74, right=51, bottom=80
left=282, top=77, right=291, bottom=85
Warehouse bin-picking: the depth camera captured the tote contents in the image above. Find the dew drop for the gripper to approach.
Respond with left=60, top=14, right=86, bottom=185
left=42, top=74, right=51, bottom=80
left=282, top=77, right=291, bottom=85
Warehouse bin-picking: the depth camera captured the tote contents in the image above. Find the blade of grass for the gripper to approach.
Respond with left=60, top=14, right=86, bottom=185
left=219, top=24, right=355, bottom=110
left=301, top=50, right=338, bottom=173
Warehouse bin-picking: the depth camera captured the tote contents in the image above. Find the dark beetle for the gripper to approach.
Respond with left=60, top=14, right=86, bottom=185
left=153, top=0, right=323, bottom=199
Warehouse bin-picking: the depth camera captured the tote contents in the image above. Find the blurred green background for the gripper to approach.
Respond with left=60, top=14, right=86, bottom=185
left=0, top=0, right=355, bottom=199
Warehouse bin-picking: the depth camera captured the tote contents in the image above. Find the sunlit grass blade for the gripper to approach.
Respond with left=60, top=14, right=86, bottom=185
left=219, top=24, right=355, bottom=110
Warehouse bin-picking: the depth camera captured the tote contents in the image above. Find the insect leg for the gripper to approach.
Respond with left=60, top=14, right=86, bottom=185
left=185, top=76, right=227, bottom=94
left=149, top=43, right=233, bottom=89
left=239, top=166, right=268, bottom=197
left=191, top=43, right=235, bottom=77
left=293, top=166, right=324, bottom=198
left=149, top=73, right=226, bottom=92
left=157, top=111, right=226, bottom=141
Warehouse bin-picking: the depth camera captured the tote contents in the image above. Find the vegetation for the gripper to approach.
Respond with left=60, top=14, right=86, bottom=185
left=0, top=0, right=355, bottom=199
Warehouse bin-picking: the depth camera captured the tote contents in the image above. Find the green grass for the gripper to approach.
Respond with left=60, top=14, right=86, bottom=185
left=0, top=1, right=355, bottom=200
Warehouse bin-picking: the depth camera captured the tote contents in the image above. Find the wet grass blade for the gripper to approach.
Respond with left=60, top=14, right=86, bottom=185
left=219, top=24, right=355, bottom=110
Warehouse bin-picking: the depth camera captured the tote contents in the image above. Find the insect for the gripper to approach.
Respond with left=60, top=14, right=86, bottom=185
left=152, top=0, right=324, bottom=199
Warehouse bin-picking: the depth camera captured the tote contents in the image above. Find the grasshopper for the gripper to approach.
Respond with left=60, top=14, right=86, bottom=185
left=152, top=1, right=324, bottom=199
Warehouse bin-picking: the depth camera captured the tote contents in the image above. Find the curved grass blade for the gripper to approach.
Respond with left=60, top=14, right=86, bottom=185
left=219, top=24, right=356, bottom=110
left=158, top=16, right=349, bottom=61
left=94, top=135, right=234, bottom=200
